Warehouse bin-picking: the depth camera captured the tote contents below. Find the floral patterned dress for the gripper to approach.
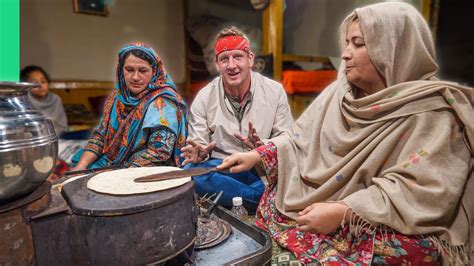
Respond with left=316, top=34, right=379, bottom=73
left=255, top=143, right=441, bottom=265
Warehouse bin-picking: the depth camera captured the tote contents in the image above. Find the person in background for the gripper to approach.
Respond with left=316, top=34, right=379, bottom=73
left=181, top=26, right=294, bottom=212
left=20, top=65, right=68, bottom=137
left=218, top=2, right=474, bottom=264
left=72, top=43, right=188, bottom=170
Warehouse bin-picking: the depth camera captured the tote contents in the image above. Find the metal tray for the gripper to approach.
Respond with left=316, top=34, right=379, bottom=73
left=195, top=206, right=272, bottom=265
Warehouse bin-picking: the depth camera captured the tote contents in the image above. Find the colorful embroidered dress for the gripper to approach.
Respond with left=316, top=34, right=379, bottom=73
left=83, top=43, right=188, bottom=168
left=256, top=143, right=441, bottom=265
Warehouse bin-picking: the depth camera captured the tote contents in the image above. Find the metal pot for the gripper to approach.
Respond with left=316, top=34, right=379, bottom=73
left=0, top=82, right=58, bottom=204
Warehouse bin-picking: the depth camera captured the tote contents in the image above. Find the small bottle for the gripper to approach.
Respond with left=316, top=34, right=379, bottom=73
left=230, top=197, right=248, bottom=221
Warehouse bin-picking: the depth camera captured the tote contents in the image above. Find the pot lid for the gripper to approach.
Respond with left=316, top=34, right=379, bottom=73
left=61, top=174, right=195, bottom=216
left=0, top=81, right=39, bottom=95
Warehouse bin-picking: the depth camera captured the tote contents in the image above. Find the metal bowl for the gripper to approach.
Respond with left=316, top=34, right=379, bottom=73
left=0, top=82, right=58, bottom=204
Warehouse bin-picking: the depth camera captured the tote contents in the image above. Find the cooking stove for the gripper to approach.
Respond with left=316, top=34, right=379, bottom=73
left=0, top=175, right=196, bottom=265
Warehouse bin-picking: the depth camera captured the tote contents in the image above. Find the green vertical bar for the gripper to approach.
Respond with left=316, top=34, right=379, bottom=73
left=0, top=0, right=20, bottom=82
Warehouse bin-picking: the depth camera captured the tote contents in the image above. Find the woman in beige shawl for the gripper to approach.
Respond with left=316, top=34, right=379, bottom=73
left=219, top=2, right=474, bottom=264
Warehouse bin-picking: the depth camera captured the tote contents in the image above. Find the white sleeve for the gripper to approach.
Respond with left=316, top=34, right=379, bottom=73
left=271, top=86, right=294, bottom=137
left=187, top=92, right=210, bottom=145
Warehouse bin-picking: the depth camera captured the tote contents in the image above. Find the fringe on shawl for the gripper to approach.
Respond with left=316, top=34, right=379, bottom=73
left=341, top=209, right=470, bottom=265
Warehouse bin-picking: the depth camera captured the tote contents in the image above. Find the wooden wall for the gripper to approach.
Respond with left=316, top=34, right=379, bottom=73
left=50, top=81, right=185, bottom=113
left=49, top=81, right=114, bottom=113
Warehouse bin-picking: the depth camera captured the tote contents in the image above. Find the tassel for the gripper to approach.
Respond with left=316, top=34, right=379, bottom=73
left=427, top=235, right=469, bottom=265
left=346, top=211, right=470, bottom=265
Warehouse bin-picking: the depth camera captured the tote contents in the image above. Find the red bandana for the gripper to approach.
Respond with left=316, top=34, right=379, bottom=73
left=214, top=35, right=251, bottom=57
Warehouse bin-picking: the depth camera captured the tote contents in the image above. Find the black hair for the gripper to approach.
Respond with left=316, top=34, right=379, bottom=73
left=20, top=65, right=51, bottom=83
left=120, top=49, right=154, bottom=67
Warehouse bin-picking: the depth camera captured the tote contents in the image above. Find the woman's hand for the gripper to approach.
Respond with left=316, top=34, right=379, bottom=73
left=71, top=161, right=88, bottom=171
left=71, top=150, right=98, bottom=171
left=295, top=202, right=351, bottom=235
left=217, top=150, right=261, bottom=173
left=180, top=140, right=217, bottom=165
left=234, top=122, right=263, bottom=149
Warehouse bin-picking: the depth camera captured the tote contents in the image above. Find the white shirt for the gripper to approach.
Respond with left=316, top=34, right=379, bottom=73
left=188, top=71, right=294, bottom=158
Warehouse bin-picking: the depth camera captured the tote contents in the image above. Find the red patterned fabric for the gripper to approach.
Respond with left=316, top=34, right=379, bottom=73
left=214, top=35, right=250, bottom=57
left=48, top=159, right=69, bottom=181
left=254, top=143, right=441, bottom=265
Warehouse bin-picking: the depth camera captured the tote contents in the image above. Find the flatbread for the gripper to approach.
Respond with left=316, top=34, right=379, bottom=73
left=87, top=166, right=191, bottom=195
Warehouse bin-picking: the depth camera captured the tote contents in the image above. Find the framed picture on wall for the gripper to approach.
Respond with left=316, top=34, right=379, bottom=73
left=73, top=0, right=109, bottom=16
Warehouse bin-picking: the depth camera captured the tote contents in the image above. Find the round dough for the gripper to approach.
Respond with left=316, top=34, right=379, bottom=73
left=87, top=166, right=191, bottom=195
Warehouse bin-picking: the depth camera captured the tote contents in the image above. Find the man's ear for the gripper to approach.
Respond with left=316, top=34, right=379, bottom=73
left=214, top=60, right=220, bottom=74
left=248, top=52, right=255, bottom=68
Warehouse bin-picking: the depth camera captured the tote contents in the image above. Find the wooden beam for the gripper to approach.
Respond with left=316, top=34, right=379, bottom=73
left=269, top=0, right=283, bottom=81
left=262, top=5, right=270, bottom=54
left=422, top=0, right=432, bottom=22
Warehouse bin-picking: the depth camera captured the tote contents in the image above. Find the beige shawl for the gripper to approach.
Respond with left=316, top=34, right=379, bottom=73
left=270, top=2, right=474, bottom=262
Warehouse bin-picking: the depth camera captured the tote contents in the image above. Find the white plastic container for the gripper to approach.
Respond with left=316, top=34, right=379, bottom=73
left=230, top=197, right=248, bottom=221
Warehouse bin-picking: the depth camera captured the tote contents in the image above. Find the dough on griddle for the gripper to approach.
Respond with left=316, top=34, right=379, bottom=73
left=87, top=166, right=191, bottom=195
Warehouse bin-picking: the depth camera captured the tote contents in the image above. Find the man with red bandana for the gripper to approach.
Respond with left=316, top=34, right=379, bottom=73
left=181, top=26, right=293, bottom=212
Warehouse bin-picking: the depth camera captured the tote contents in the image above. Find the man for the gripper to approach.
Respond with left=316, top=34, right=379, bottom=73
left=181, top=26, right=293, bottom=211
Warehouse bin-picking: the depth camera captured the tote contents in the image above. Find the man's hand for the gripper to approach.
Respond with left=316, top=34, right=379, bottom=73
left=234, top=122, right=263, bottom=150
left=180, top=140, right=217, bottom=165
left=295, top=202, right=351, bottom=235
